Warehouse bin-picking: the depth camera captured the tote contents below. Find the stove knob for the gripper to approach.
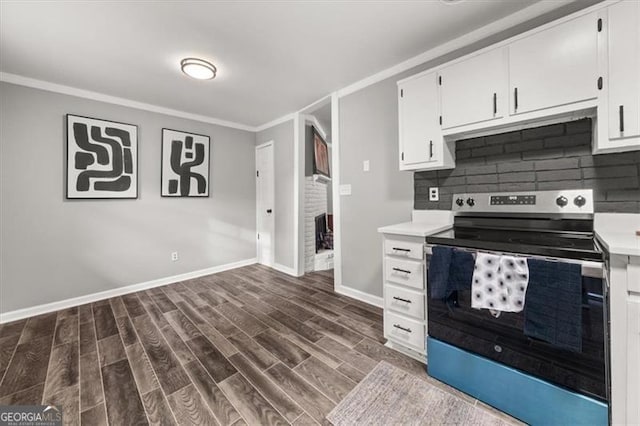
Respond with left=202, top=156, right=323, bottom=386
left=466, top=198, right=475, bottom=207
left=574, top=195, right=586, bottom=207
left=556, top=196, right=568, bottom=207
left=455, top=198, right=465, bottom=207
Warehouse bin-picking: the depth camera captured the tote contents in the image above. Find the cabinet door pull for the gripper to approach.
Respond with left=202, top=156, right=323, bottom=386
left=597, top=77, right=603, bottom=90
left=619, top=105, right=624, bottom=133
left=392, top=267, right=411, bottom=274
left=429, top=140, right=433, bottom=159
left=392, top=247, right=410, bottom=252
left=393, top=324, right=412, bottom=333
left=392, top=296, right=412, bottom=303
left=493, top=93, right=497, bottom=115
left=514, top=87, right=519, bottom=111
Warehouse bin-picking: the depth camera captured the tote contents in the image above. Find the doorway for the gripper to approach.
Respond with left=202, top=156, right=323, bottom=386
left=256, top=141, right=275, bottom=267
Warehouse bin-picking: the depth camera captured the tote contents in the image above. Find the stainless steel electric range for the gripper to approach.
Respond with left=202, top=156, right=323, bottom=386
left=425, top=190, right=609, bottom=423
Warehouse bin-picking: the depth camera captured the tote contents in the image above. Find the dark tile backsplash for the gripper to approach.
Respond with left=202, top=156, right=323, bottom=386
left=414, top=119, right=640, bottom=213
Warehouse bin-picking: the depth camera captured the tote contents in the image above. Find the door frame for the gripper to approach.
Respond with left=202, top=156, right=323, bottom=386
left=255, top=140, right=275, bottom=267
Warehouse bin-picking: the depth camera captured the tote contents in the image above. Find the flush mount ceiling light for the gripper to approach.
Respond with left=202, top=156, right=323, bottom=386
left=180, top=58, right=217, bottom=80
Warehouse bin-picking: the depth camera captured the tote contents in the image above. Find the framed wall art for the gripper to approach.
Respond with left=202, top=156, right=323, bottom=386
left=66, top=114, right=138, bottom=199
left=161, top=128, right=210, bottom=197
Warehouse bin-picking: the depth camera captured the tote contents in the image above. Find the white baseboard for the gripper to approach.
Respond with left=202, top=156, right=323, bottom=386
left=335, top=284, right=383, bottom=308
left=0, top=258, right=257, bottom=324
left=272, top=262, right=300, bottom=277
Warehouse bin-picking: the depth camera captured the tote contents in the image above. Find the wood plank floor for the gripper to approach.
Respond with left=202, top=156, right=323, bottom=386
left=0, top=265, right=517, bottom=425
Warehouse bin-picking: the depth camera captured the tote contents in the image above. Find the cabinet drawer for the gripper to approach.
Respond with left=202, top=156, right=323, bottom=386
left=385, top=312, right=425, bottom=352
left=385, top=284, right=425, bottom=320
left=384, top=238, right=424, bottom=260
left=628, top=259, right=640, bottom=293
left=385, top=258, right=424, bottom=290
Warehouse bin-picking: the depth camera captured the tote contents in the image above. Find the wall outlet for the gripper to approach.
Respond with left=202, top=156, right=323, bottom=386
left=171, top=251, right=179, bottom=261
left=363, top=160, right=370, bottom=172
left=339, top=184, right=352, bottom=196
left=429, top=187, right=439, bottom=202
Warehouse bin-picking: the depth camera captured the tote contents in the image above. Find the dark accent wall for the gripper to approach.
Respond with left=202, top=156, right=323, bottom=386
left=415, top=119, right=640, bottom=213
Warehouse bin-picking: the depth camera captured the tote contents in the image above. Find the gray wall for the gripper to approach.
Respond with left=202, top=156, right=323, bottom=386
left=0, top=82, right=256, bottom=312
left=339, top=80, right=413, bottom=298
left=415, top=119, right=640, bottom=212
left=255, top=120, right=295, bottom=269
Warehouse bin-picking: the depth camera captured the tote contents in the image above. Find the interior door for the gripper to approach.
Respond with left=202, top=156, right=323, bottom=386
left=440, top=47, right=507, bottom=129
left=509, top=12, right=598, bottom=115
left=256, top=143, right=274, bottom=266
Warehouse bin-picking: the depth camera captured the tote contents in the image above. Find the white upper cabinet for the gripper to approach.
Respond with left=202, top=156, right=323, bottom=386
left=595, top=0, right=640, bottom=153
left=440, top=48, right=507, bottom=129
left=398, top=72, right=454, bottom=171
left=509, top=12, right=598, bottom=115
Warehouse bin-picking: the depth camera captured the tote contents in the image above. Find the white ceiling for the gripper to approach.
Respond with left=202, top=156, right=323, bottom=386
left=1, top=1, right=574, bottom=128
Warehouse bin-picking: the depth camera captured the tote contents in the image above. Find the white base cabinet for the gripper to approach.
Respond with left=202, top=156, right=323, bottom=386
left=607, top=254, right=640, bottom=426
left=381, top=234, right=427, bottom=363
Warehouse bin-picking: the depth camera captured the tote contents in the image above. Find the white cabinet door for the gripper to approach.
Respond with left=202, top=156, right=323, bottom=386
left=509, top=12, right=598, bottom=115
left=607, top=0, right=640, bottom=141
left=398, top=72, right=440, bottom=168
left=440, top=48, right=507, bottom=129
left=628, top=298, right=640, bottom=425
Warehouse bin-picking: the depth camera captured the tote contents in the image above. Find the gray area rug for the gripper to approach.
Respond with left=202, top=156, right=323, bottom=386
left=327, top=361, right=515, bottom=426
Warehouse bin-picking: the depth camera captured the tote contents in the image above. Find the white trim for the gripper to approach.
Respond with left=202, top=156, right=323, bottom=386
left=335, top=284, right=383, bottom=308
left=254, top=113, right=296, bottom=132
left=336, top=1, right=608, bottom=99
left=272, top=262, right=298, bottom=277
left=0, top=72, right=256, bottom=132
left=255, top=141, right=275, bottom=267
left=0, top=258, right=257, bottom=324
left=293, top=113, right=304, bottom=276
left=331, top=93, right=342, bottom=289
left=303, top=114, right=327, bottom=140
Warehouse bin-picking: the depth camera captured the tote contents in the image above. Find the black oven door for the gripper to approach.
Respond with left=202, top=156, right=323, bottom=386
left=426, top=247, right=608, bottom=402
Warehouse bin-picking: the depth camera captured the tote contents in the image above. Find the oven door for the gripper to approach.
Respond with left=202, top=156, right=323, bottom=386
left=426, top=245, right=608, bottom=402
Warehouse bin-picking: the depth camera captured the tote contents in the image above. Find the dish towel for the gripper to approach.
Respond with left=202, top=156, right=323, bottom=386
left=471, top=253, right=529, bottom=312
left=429, top=247, right=475, bottom=300
left=524, top=258, right=583, bottom=352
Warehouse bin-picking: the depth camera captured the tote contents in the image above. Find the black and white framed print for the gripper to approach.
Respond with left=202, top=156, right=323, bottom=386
left=66, top=114, right=138, bottom=199
left=161, top=128, right=210, bottom=197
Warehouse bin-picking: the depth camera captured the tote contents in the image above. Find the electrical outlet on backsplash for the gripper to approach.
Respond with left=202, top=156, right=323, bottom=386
left=414, top=119, right=640, bottom=213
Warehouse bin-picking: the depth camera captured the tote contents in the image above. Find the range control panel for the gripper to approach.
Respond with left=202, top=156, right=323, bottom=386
left=490, top=195, right=536, bottom=205
left=452, top=190, right=594, bottom=215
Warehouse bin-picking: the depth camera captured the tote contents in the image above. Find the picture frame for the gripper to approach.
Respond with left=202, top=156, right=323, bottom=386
left=161, top=128, right=211, bottom=197
left=66, top=114, right=138, bottom=199
left=312, top=126, right=330, bottom=178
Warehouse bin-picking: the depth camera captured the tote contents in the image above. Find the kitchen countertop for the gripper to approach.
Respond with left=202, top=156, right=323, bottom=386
left=594, top=213, right=640, bottom=257
left=378, top=210, right=453, bottom=237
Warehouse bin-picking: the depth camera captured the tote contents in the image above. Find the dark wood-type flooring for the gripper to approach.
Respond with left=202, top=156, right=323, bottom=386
left=0, top=265, right=516, bottom=425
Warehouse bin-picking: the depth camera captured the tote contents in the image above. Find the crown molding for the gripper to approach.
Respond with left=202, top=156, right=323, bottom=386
left=0, top=72, right=256, bottom=132
left=253, top=112, right=296, bottom=132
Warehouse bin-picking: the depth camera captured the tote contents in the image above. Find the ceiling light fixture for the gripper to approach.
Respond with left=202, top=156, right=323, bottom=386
left=180, top=58, right=217, bottom=80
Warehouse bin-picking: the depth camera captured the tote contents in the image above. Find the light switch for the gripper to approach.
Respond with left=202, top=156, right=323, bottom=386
left=363, top=160, right=370, bottom=172
left=339, top=184, right=352, bottom=196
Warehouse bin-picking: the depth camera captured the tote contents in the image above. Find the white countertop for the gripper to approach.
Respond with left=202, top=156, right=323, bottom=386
left=594, top=213, right=640, bottom=257
left=377, top=210, right=453, bottom=237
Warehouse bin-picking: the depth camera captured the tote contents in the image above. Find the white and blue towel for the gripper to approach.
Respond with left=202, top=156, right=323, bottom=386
left=471, top=253, right=529, bottom=313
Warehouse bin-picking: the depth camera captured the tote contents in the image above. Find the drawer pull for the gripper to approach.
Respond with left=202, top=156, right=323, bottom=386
left=392, top=267, right=411, bottom=274
left=393, top=324, right=412, bottom=333
left=392, top=296, right=412, bottom=304
left=392, top=247, right=411, bottom=252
